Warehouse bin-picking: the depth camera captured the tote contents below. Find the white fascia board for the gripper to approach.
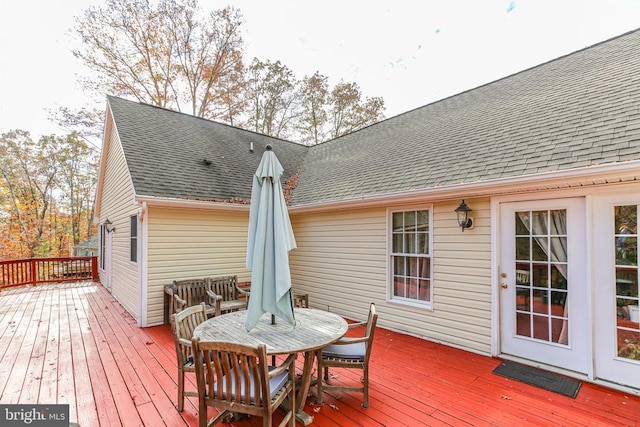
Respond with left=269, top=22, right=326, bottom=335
left=134, top=195, right=250, bottom=212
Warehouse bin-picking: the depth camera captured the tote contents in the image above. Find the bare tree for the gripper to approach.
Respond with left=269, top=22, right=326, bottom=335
left=57, top=134, right=99, bottom=247
left=245, top=58, right=300, bottom=139
left=329, top=81, right=385, bottom=140
left=72, top=0, right=245, bottom=120
left=298, top=72, right=329, bottom=145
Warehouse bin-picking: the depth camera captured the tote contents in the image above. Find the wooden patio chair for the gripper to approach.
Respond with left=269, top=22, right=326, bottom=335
left=293, top=293, right=309, bottom=308
left=171, top=302, right=208, bottom=412
left=171, top=278, right=221, bottom=319
left=316, top=302, right=377, bottom=408
left=191, top=338, right=296, bottom=427
left=206, top=275, right=249, bottom=314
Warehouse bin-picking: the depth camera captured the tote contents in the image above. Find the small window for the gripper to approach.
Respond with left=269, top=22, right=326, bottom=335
left=130, top=215, right=138, bottom=263
left=100, top=224, right=106, bottom=270
left=389, top=208, right=432, bottom=306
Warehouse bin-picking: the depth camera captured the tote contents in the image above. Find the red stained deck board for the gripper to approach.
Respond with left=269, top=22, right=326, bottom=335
left=39, top=288, right=59, bottom=403
left=80, top=289, right=143, bottom=426
left=1, top=282, right=640, bottom=427
left=1, top=289, right=42, bottom=403
left=17, top=285, right=50, bottom=405
left=67, top=286, right=100, bottom=427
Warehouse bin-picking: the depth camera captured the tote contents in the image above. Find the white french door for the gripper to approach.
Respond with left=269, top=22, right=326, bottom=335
left=499, top=198, right=589, bottom=373
left=593, top=196, right=640, bottom=387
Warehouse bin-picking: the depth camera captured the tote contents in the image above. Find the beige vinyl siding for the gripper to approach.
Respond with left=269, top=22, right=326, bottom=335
left=289, top=198, right=492, bottom=355
left=98, top=130, right=139, bottom=317
left=290, top=208, right=387, bottom=316
left=431, top=198, right=492, bottom=354
left=145, top=207, right=252, bottom=325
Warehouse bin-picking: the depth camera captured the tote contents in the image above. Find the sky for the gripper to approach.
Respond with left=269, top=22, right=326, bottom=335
left=1, top=0, right=640, bottom=143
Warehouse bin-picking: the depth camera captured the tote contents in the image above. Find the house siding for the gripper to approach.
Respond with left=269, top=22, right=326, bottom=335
left=98, top=128, right=139, bottom=317
left=289, top=198, right=492, bottom=356
left=144, top=207, right=252, bottom=325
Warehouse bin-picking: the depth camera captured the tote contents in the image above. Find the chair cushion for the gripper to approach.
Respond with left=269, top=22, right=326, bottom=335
left=186, top=350, right=214, bottom=365
left=213, top=369, right=289, bottom=403
left=322, top=342, right=366, bottom=361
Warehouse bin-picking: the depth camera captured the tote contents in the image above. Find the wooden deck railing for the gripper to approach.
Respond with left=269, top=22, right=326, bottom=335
left=0, top=256, right=98, bottom=289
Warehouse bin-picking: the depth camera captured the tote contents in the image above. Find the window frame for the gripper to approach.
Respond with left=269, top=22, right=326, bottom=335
left=387, top=206, right=434, bottom=308
left=130, top=214, right=138, bottom=263
left=99, top=223, right=106, bottom=270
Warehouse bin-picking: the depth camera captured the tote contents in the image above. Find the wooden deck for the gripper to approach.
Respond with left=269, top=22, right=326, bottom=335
left=0, top=282, right=639, bottom=426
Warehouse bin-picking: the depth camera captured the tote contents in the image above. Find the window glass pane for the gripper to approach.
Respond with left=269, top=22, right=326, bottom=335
left=408, top=278, right=418, bottom=299
left=394, top=256, right=405, bottom=276
left=416, top=210, right=429, bottom=232
left=532, top=237, right=548, bottom=262
left=406, top=233, right=415, bottom=254
left=516, top=237, right=530, bottom=261
left=516, top=237, right=531, bottom=261
left=516, top=212, right=529, bottom=235
left=531, top=211, right=548, bottom=235
left=418, top=279, right=430, bottom=300
left=516, top=313, right=531, bottom=337
left=550, top=265, right=567, bottom=290
left=515, top=263, right=530, bottom=285
left=616, top=236, right=638, bottom=266
left=550, top=237, right=567, bottom=262
left=418, top=258, right=430, bottom=279
left=393, top=212, right=404, bottom=232
left=616, top=205, right=637, bottom=234
left=516, top=287, right=531, bottom=311
left=393, top=276, right=406, bottom=298
left=616, top=268, right=638, bottom=298
left=549, top=210, right=566, bottom=235
left=392, top=233, right=402, bottom=253
left=533, top=289, right=549, bottom=314
left=404, top=211, right=416, bottom=230
left=408, top=257, right=418, bottom=277
left=551, top=264, right=567, bottom=289
left=551, top=291, right=567, bottom=312
left=617, top=329, right=640, bottom=360
left=416, top=232, right=428, bottom=254
left=532, top=263, right=548, bottom=288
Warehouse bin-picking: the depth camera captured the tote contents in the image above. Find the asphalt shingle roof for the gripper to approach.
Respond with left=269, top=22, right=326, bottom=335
left=107, top=28, right=640, bottom=208
left=292, top=28, right=640, bottom=205
left=107, top=96, right=308, bottom=202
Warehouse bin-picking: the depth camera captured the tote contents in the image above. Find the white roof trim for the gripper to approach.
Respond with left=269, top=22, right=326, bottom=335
left=134, top=195, right=250, bottom=211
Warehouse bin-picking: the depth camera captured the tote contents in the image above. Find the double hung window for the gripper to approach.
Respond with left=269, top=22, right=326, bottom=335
left=390, top=208, right=432, bottom=306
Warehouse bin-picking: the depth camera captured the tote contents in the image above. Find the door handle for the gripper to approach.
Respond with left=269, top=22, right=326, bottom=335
left=501, top=283, right=508, bottom=289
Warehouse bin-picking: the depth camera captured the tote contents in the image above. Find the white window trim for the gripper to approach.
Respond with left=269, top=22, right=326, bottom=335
left=130, top=214, right=138, bottom=264
left=386, top=205, right=434, bottom=309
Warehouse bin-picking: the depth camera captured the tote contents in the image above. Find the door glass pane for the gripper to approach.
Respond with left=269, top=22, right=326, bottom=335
left=614, top=205, right=640, bottom=361
left=514, top=210, right=569, bottom=345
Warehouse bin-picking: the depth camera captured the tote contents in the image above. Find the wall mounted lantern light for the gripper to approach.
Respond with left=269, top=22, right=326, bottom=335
left=105, top=218, right=116, bottom=233
left=455, top=200, right=473, bottom=232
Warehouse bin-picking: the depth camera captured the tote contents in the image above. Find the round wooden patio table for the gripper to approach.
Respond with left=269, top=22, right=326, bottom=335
left=193, top=308, right=348, bottom=425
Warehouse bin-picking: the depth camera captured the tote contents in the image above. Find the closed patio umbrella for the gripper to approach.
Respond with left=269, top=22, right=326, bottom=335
left=245, top=145, right=297, bottom=331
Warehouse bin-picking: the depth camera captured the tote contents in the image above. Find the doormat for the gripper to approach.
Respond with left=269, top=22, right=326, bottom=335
left=492, top=361, right=581, bottom=398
